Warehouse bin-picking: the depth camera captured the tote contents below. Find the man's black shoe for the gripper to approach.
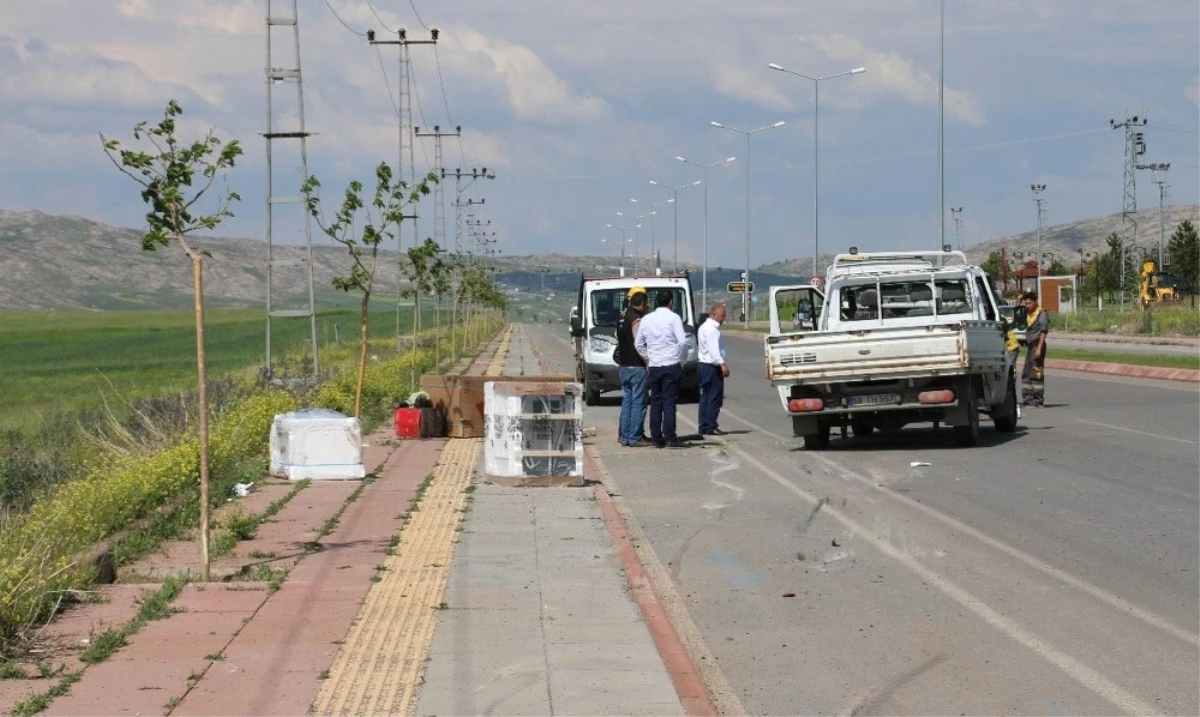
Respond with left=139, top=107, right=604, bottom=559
left=665, top=439, right=688, bottom=448
left=710, top=428, right=728, bottom=436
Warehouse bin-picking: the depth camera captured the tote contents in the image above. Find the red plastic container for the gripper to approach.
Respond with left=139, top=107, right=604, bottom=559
left=394, top=407, right=422, bottom=438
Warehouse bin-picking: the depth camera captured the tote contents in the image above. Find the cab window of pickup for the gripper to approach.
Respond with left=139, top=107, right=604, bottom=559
left=839, top=278, right=973, bottom=321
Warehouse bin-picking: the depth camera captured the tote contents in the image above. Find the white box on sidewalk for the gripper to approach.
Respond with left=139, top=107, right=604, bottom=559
left=484, top=381, right=584, bottom=479
left=269, top=408, right=366, bottom=481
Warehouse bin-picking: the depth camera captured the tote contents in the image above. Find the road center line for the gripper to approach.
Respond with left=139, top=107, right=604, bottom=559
left=1076, top=418, right=1198, bottom=445
left=713, top=407, right=1200, bottom=648
left=675, top=411, right=1159, bottom=716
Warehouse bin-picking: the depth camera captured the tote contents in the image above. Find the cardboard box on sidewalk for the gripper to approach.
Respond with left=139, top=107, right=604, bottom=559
left=419, top=373, right=574, bottom=438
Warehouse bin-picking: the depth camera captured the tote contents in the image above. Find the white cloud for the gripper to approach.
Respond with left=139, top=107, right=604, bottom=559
left=442, top=27, right=609, bottom=123
left=799, top=33, right=987, bottom=126
left=710, top=62, right=794, bottom=111
left=0, top=36, right=178, bottom=109
left=1187, top=78, right=1199, bottom=106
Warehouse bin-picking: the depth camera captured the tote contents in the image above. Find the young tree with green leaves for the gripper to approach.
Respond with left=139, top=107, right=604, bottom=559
left=401, top=237, right=442, bottom=384
left=1168, top=219, right=1199, bottom=297
left=303, top=164, right=436, bottom=418
left=100, top=99, right=243, bottom=581
left=430, top=247, right=454, bottom=367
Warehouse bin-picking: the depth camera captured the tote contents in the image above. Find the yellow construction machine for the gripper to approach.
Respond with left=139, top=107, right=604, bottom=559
left=1139, top=259, right=1182, bottom=306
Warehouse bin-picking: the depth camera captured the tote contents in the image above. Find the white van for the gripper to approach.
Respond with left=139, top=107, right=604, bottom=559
left=569, top=273, right=700, bottom=405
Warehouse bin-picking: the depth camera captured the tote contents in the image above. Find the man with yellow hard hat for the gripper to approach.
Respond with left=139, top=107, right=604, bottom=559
left=614, top=286, right=651, bottom=446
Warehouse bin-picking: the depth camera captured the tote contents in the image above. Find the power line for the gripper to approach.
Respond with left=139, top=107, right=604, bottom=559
left=408, top=0, right=430, bottom=30
left=407, top=60, right=434, bottom=168
left=374, top=45, right=400, bottom=117
left=433, top=43, right=467, bottom=164
left=362, top=0, right=398, bottom=33
left=322, top=0, right=367, bottom=36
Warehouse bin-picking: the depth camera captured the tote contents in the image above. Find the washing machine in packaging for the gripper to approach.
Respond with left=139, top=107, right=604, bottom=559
left=269, top=408, right=366, bottom=481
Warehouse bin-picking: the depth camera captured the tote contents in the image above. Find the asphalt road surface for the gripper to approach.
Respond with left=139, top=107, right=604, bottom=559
left=526, top=322, right=1199, bottom=716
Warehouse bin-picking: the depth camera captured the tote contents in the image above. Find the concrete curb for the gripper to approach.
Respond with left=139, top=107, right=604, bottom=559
left=591, top=467, right=718, bottom=717
left=1045, top=358, right=1200, bottom=383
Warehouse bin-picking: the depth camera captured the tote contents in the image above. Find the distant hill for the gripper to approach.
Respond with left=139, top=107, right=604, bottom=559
left=2, top=205, right=1195, bottom=310
left=0, top=210, right=688, bottom=310
left=962, top=204, right=1199, bottom=267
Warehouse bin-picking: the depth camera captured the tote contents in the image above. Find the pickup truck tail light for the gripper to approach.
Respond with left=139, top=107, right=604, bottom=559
left=918, top=390, right=955, bottom=404
left=788, top=398, right=824, bottom=412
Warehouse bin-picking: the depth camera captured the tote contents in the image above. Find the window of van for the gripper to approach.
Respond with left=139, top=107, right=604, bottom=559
left=590, top=288, right=689, bottom=325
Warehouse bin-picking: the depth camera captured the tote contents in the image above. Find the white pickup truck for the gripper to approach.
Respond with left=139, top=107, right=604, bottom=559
left=765, top=251, right=1018, bottom=449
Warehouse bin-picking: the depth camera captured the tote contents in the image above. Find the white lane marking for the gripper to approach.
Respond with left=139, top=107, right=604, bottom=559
left=714, top=407, right=1200, bottom=648
left=1076, top=418, right=1198, bottom=445
left=676, top=412, right=1160, bottom=716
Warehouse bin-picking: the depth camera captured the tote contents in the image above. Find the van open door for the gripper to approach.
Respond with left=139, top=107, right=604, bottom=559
left=768, top=285, right=826, bottom=335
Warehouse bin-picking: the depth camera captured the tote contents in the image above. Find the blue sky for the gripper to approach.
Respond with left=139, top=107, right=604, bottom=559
left=1, top=0, right=1197, bottom=270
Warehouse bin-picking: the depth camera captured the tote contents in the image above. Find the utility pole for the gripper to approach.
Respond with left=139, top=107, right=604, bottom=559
left=445, top=167, right=494, bottom=251
left=1111, top=114, right=1147, bottom=304
left=415, top=125, right=461, bottom=250
left=950, top=206, right=963, bottom=250
left=264, top=0, right=319, bottom=382
left=369, top=28, right=438, bottom=328
left=1137, top=162, right=1170, bottom=268
left=938, top=0, right=946, bottom=253
left=1031, top=185, right=1046, bottom=294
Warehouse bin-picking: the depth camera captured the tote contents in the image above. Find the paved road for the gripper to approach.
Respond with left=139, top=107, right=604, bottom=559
left=526, top=323, right=1199, bottom=716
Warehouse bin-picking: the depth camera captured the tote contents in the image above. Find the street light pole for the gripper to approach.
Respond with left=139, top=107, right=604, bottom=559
left=767, top=63, right=865, bottom=275
left=676, top=156, right=736, bottom=311
left=711, top=120, right=786, bottom=326
left=648, top=180, right=701, bottom=272
left=1031, top=184, right=1046, bottom=294
left=630, top=197, right=673, bottom=272
left=939, top=0, right=946, bottom=252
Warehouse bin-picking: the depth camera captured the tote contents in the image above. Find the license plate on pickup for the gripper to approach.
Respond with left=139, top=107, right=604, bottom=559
left=847, top=393, right=900, bottom=407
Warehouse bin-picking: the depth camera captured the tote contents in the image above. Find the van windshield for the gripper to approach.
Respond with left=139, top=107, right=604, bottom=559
left=838, top=278, right=972, bottom=321
left=590, top=287, right=689, bottom=326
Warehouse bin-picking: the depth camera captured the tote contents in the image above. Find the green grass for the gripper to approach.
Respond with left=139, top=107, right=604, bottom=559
left=0, top=304, right=435, bottom=431
left=1048, top=348, right=1199, bottom=371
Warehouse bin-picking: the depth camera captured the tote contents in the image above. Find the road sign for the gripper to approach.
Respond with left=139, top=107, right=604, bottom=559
left=727, top=281, right=755, bottom=293
left=809, top=275, right=824, bottom=290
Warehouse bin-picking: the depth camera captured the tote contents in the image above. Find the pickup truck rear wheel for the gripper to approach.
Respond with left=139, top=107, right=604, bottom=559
left=993, top=374, right=1018, bottom=434
left=584, top=379, right=601, bottom=406
left=953, top=382, right=981, bottom=447
left=803, top=423, right=830, bottom=450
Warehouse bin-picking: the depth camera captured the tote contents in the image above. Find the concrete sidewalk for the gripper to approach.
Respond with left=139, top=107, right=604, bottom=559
left=414, top=326, right=691, bottom=716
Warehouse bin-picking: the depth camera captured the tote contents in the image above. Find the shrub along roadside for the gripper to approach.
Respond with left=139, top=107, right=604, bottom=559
left=0, top=315, right=503, bottom=658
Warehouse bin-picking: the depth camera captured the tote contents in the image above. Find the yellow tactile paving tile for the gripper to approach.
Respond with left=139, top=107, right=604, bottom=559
left=484, top=324, right=514, bottom=377
left=310, top=438, right=481, bottom=717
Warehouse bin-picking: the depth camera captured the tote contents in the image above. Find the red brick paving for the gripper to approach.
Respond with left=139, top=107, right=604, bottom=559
left=0, top=585, right=154, bottom=714
left=1046, top=357, right=1200, bottom=382
left=169, top=438, right=444, bottom=717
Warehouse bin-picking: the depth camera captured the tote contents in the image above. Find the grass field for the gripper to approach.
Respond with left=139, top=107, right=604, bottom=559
left=1048, top=348, right=1199, bottom=371
left=0, top=304, right=438, bottom=431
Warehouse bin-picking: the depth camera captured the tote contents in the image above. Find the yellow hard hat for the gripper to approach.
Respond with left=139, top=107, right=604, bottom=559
left=628, top=285, right=646, bottom=298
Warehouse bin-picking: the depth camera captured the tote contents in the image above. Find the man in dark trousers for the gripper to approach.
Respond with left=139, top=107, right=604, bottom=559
left=1021, top=291, right=1050, bottom=406
left=696, top=302, right=730, bottom=435
left=634, top=290, right=688, bottom=448
left=615, top=289, right=650, bottom=447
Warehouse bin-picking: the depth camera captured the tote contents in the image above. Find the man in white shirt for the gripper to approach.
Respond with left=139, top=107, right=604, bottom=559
left=696, top=302, right=730, bottom=436
left=634, top=290, right=689, bottom=448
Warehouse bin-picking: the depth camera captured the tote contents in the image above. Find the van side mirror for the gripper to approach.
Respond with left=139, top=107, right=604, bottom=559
left=697, top=312, right=709, bottom=326
left=569, top=316, right=585, bottom=337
